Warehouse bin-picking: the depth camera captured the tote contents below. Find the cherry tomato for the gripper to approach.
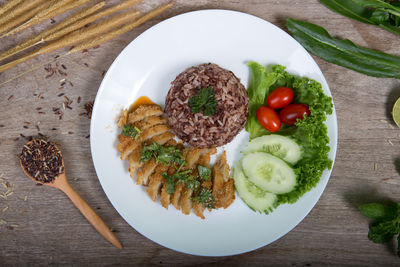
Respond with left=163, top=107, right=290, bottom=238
left=279, top=104, right=310, bottom=126
left=256, top=106, right=281, bottom=132
left=266, top=87, right=294, bottom=109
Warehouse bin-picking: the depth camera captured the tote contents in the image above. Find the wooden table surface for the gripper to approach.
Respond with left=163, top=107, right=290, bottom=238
left=1, top=0, right=400, bottom=265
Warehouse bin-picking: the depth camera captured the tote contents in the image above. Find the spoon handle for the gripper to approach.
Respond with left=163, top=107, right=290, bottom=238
left=59, top=180, right=123, bottom=249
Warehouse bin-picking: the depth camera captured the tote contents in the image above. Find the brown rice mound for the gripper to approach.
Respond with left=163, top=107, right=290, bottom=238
left=165, top=63, right=249, bottom=148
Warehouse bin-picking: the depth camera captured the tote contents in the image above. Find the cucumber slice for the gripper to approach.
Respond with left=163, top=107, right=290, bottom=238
left=242, top=134, right=302, bottom=165
left=242, top=152, right=297, bottom=194
left=233, top=164, right=277, bottom=214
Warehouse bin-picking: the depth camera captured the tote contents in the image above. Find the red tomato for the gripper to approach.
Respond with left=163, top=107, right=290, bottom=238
left=279, top=104, right=310, bottom=126
left=266, top=87, right=294, bottom=109
left=256, top=106, right=281, bottom=132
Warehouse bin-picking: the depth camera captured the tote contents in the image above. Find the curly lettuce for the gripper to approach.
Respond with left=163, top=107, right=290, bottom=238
left=245, top=62, right=333, bottom=205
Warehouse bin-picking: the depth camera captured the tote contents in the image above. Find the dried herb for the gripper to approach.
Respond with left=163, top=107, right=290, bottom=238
left=19, top=139, right=63, bottom=183
left=121, top=124, right=141, bottom=140
left=192, top=187, right=215, bottom=209
left=189, top=86, right=218, bottom=116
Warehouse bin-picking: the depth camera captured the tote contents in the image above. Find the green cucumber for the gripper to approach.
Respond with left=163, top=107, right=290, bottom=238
left=242, top=134, right=302, bottom=165
left=242, top=152, right=297, bottom=194
left=233, top=164, right=277, bottom=214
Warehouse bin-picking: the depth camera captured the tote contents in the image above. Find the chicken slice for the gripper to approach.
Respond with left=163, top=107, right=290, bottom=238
left=147, top=164, right=168, bottom=202
left=171, top=183, right=184, bottom=210
left=212, top=151, right=228, bottom=208
left=134, top=116, right=168, bottom=131
left=120, top=124, right=170, bottom=160
left=180, top=188, right=193, bottom=215
left=117, top=109, right=129, bottom=127
left=136, top=158, right=157, bottom=186
left=128, top=146, right=142, bottom=178
left=128, top=105, right=163, bottom=124
left=147, top=131, right=174, bottom=146
left=212, top=151, right=235, bottom=209
left=160, top=182, right=171, bottom=209
left=193, top=152, right=213, bottom=219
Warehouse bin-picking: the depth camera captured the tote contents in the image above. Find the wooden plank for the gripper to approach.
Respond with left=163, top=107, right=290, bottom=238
left=0, top=0, right=399, bottom=265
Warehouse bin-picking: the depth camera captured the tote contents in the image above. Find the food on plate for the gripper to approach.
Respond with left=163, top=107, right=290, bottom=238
left=234, top=62, right=333, bottom=214
left=116, top=103, right=235, bottom=219
left=256, top=106, right=281, bottom=133
left=266, top=86, right=294, bottom=109
left=279, top=103, right=310, bottom=126
left=165, top=63, right=249, bottom=148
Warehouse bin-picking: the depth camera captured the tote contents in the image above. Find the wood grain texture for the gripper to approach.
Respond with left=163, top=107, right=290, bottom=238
left=0, top=0, right=399, bottom=266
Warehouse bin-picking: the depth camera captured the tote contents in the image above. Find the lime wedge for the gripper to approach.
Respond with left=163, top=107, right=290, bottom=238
left=393, top=97, right=400, bottom=128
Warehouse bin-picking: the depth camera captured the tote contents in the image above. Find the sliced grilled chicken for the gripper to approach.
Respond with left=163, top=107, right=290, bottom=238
left=128, top=104, right=163, bottom=124
left=212, top=151, right=235, bottom=209
left=134, top=116, right=168, bottom=131
left=147, top=164, right=168, bottom=202
left=117, top=103, right=235, bottom=219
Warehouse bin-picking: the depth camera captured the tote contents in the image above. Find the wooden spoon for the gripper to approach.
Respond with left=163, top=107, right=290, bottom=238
left=20, top=141, right=123, bottom=249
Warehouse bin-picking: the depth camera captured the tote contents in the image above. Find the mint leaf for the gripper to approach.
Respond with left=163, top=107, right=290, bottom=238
left=359, top=203, right=397, bottom=220
left=368, top=221, right=398, bottom=243
left=189, top=87, right=217, bottom=116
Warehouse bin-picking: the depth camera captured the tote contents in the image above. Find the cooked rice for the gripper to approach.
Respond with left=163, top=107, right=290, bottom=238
left=165, top=63, right=249, bottom=148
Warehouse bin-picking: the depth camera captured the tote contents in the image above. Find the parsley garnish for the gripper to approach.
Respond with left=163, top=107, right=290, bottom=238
left=162, top=169, right=200, bottom=194
left=140, top=142, right=185, bottom=168
left=189, top=86, right=218, bottom=116
left=359, top=202, right=400, bottom=257
left=197, top=165, right=211, bottom=181
left=191, top=187, right=215, bottom=209
left=121, top=124, right=141, bottom=140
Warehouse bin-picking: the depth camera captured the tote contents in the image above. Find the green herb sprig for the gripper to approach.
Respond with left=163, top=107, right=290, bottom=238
left=191, top=187, right=215, bottom=209
left=140, top=142, right=185, bottom=168
left=189, top=86, right=218, bottom=116
left=359, top=202, right=400, bottom=257
left=122, top=124, right=141, bottom=140
left=161, top=165, right=212, bottom=196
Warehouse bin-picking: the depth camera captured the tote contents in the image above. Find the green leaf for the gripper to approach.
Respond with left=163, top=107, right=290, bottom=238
left=368, top=220, right=398, bottom=243
left=319, top=0, right=374, bottom=24
left=121, top=124, right=141, bottom=139
left=397, top=234, right=400, bottom=258
left=359, top=203, right=397, bottom=219
left=189, top=87, right=217, bottom=116
left=319, top=0, right=400, bottom=36
left=286, top=18, right=400, bottom=78
left=353, top=0, right=400, bottom=16
left=370, top=8, right=391, bottom=23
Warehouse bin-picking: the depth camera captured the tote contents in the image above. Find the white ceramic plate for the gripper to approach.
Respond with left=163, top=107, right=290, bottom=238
left=90, top=9, right=337, bottom=256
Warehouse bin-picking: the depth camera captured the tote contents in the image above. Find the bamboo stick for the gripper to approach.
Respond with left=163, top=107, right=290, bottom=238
left=4, top=0, right=93, bottom=37
left=0, top=0, right=25, bottom=18
left=0, top=11, right=141, bottom=73
left=0, top=0, right=47, bottom=27
left=69, top=2, right=174, bottom=54
left=0, top=0, right=50, bottom=35
left=0, top=2, right=106, bottom=62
